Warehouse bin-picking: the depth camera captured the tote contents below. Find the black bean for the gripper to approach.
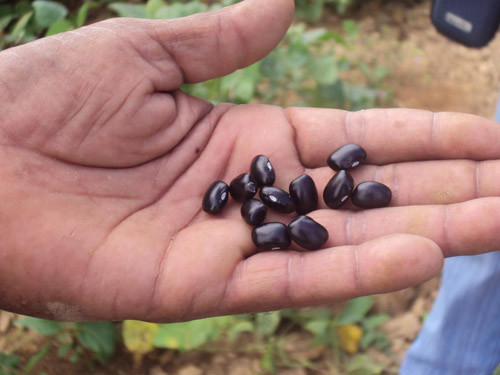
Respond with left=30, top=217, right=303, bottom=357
left=327, top=144, right=367, bottom=171
left=260, top=186, right=295, bottom=214
left=289, top=174, right=318, bottom=215
left=202, top=181, right=229, bottom=215
left=229, top=173, right=258, bottom=202
left=252, top=222, right=291, bottom=250
left=250, top=155, right=275, bottom=186
left=351, top=181, right=392, bottom=209
left=323, top=170, right=354, bottom=209
left=241, top=199, right=267, bottom=226
left=288, top=216, right=329, bottom=250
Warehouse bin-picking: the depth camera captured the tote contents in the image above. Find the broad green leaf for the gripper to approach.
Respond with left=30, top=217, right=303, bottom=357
left=122, top=320, right=158, bottom=355
left=261, top=54, right=285, bottom=79
left=14, top=316, right=62, bottom=336
left=0, top=353, right=20, bottom=374
left=227, top=321, right=253, bottom=342
left=57, top=343, right=73, bottom=358
left=153, top=318, right=220, bottom=351
left=45, top=18, right=71, bottom=36
left=337, top=297, right=374, bottom=325
left=493, top=363, right=500, bottom=375
left=310, top=55, right=338, bottom=85
left=76, top=1, right=98, bottom=28
left=14, top=2, right=32, bottom=17
left=347, top=354, right=383, bottom=375
left=146, top=0, right=164, bottom=17
left=343, top=19, right=357, bottom=40
left=0, top=14, right=12, bottom=30
left=0, top=4, right=13, bottom=18
left=255, top=311, right=281, bottom=336
left=23, top=344, right=49, bottom=373
left=11, top=11, right=33, bottom=43
left=76, top=322, right=117, bottom=364
left=108, top=3, right=148, bottom=19
left=154, top=2, right=208, bottom=19
left=32, top=1, right=68, bottom=28
left=260, top=342, right=276, bottom=373
left=302, top=28, right=329, bottom=44
left=362, top=314, right=389, bottom=330
left=303, top=319, right=329, bottom=336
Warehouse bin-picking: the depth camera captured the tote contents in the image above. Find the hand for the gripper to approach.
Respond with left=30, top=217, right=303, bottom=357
left=0, top=0, right=498, bottom=323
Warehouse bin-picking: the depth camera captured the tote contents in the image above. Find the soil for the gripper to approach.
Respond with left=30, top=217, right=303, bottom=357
left=1, top=0, right=499, bottom=374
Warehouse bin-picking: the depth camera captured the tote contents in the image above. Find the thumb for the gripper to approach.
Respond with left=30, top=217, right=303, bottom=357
left=147, top=0, right=294, bottom=85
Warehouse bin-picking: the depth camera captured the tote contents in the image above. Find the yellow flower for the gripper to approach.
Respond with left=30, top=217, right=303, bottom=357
left=337, top=324, right=363, bottom=354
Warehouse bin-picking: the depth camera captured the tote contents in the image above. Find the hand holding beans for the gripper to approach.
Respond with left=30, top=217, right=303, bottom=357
left=2, top=0, right=500, bottom=324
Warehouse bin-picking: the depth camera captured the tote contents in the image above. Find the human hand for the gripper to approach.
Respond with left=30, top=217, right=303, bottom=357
left=0, top=0, right=498, bottom=323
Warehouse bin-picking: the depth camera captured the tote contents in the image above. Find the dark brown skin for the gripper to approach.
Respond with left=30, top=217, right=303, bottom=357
left=0, top=0, right=499, bottom=323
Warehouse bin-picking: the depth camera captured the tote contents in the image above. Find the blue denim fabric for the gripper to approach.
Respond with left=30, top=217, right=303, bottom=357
left=400, top=101, right=500, bottom=374
left=400, top=254, right=500, bottom=374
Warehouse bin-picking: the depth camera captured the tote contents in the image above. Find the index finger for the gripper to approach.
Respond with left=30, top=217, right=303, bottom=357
left=286, top=108, right=500, bottom=167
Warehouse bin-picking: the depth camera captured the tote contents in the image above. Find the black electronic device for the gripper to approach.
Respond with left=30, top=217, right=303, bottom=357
left=431, top=0, right=500, bottom=48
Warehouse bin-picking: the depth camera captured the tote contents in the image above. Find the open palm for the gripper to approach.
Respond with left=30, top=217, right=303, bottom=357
left=1, top=0, right=499, bottom=322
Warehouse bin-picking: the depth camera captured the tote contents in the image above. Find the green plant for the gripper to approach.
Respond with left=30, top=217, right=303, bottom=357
left=0, top=0, right=99, bottom=50
left=0, top=353, right=20, bottom=375
left=14, top=316, right=118, bottom=365
left=295, top=0, right=358, bottom=23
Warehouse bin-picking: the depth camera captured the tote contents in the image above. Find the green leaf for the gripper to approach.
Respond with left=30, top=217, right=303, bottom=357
left=362, top=314, right=389, bottom=330
left=45, top=18, right=71, bottom=36
left=108, top=3, right=148, bottom=18
left=153, top=318, right=221, bottom=351
left=57, top=343, right=73, bottom=358
left=14, top=2, right=32, bottom=17
left=11, top=11, right=33, bottom=43
left=343, top=19, right=357, bottom=40
left=261, top=53, right=285, bottom=79
left=154, top=2, right=208, bottom=19
left=76, top=322, right=117, bottom=364
left=15, top=316, right=62, bottom=336
left=310, top=55, right=338, bottom=85
left=32, top=1, right=68, bottom=28
left=493, top=363, right=500, bottom=375
left=23, top=344, right=49, bottom=373
left=338, top=297, right=374, bottom=325
left=255, top=311, right=281, bottom=336
left=227, top=321, right=254, bottom=342
left=347, top=354, right=383, bottom=375
left=76, top=1, right=98, bottom=28
left=146, top=0, right=164, bottom=17
left=0, top=14, right=12, bottom=30
left=0, top=353, right=20, bottom=375
left=260, top=342, right=276, bottom=373
left=303, top=319, right=329, bottom=336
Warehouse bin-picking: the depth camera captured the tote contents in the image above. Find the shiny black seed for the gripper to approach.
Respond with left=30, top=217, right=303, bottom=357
left=202, top=181, right=229, bottom=215
left=229, top=173, right=258, bottom=202
left=241, top=199, right=267, bottom=226
left=260, top=186, right=295, bottom=214
left=288, top=216, right=329, bottom=250
left=351, top=181, right=392, bottom=209
left=323, top=170, right=354, bottom=209
left=327, top=144, right=367, bottom=171
left=252, top=222, right=291, bottom=251
left=250, top=155, right=275, bottom=186
left=289, top=174, right=318, bottom=215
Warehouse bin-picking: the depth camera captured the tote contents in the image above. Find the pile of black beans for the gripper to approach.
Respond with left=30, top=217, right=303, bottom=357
left=202, top=144, right=392, bottom=252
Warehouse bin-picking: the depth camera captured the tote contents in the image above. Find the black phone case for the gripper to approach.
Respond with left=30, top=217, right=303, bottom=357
left=431, top=0, right=500, bottom=48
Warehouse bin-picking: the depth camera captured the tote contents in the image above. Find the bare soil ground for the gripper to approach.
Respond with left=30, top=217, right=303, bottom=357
left=1, top=0, right=499, bottom=374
